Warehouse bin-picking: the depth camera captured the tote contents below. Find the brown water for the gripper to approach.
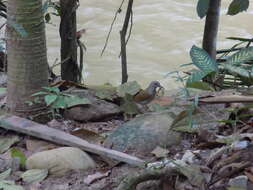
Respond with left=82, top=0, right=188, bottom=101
left=46, top=0, right=253, bottom=88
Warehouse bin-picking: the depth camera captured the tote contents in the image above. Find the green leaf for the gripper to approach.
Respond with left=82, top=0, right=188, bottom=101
left=222, top=63, right=252, bottom=78
left=117, top=81, right=141, bottom=97
left=187, top=70, right=207, bottom=83
left=10, top=148, right=26, bottom=168
left=51, top=96, right=67, bottom=109
left=0, top=169, right=11, bottom=180
left=42, top=87, right=60, bottom=93
left=93, top=85, right=117, bottom=101
left=227, top=47, right=253, bottom=65
left=190, top=45, right=218, bottom=73
left=0, top=180, right=25, bottom=190
left=44, top=13, right=51, bottom=23
left=120, top=94, right=140, bottom=115
left=0, top=87, right=6, bottom=94
left=227, top=0, right=249, bottom=15
left=64, top=96, right=91, bottom=108
left=31, top=91, right=48, bottom=97
left=42, top=0, right=50, bottom=13
left=196, top=0, right=209, bottom=18
left=186, top=81, right=214, bottom=91
left=44, top=94, right=58, bottom=106
left=21, top=169, right=48, bottom=184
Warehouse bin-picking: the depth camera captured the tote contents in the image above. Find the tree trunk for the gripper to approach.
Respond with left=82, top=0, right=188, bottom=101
left=6, top=0, right=48, bottom=114
left=202, top=0, right=221, bottom=59
left=60, top=0, right=80, bottom=82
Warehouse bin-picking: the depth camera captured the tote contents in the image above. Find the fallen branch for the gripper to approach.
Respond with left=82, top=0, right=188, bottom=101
left=0, top=115, right=145, bottom=167
left=198, top=95, right=253, bottom=104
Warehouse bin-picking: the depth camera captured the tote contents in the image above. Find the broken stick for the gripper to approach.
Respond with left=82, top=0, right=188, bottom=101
left=0, top=115, right=145, bottom=167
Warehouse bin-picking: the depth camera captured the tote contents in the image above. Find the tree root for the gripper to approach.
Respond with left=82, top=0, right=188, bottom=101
left=117, top=165, right=178, bottom=190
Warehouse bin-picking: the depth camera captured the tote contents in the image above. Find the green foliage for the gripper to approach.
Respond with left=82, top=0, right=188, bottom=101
left=196, top=0, right=250, bottom=18
left=190, top=45, right=218, bottom=73
left=21, top=169, right=48, bottom=184
left=10, top=148, right=26, bottom=168
left=227, top=47, right=253, bottom=65
left=186, top=81, right=214, bottom=91
left=186, top=70, right=206, bottom=84
left=196, top=0, right=209, bottom=18
left=0, top=169, right=11, bottom=180
left=185, top=45, right=253, bottom=88
left=227, top=0, right=249, bottom=15
left=42, top=0, right=61, bottom=23
left=0, top=180, right=24, bottom=190
left=186, top=45, right=217, bottom=86
left=30, top=87, right=91, bottom=118
left=221, top=47, right=253, bottom=85
left=117, top=81, right=141, bottom=97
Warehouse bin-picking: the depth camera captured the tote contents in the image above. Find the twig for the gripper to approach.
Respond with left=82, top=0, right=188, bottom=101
left=77, top=39, right=84, bottom=82
left=100, top=0, right=126, bottom=56
left=0, top=22, right=5, bottom=31
left=118, top=9, right=133, bottom=58
left=50, top=57, right=70, bottom=70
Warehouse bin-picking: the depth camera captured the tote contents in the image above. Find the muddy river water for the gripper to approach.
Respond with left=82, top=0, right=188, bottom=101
left=46, top=0, right=253, bottom=88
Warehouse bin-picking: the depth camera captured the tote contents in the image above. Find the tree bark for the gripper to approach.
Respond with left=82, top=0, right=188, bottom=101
left=60, top=0, right=80, bottom=82
left=6, top=0, right=48, bottom=114
left=120, top=0, right=133, bottom=84
left=202, top=0, right=221, bottom=59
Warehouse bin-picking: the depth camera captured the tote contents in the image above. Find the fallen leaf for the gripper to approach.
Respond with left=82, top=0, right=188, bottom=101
left=151, top=146, right=169, bottom=158
left=244, top=171, right=253, bottom=183
left=0, top=180, right=24, bottom=190
left=21, top=169, right=48, bottom=184
left=0, top=136, right=19, bottom=154
left=0, top=168, right=11, bottom=180
left=71, top=129, right=105, bottom=144
left=26, top=139, right=58, bottom=152
left=176, top=162, right=205, bottom=187
left=84, top=170, right=111, bottom=185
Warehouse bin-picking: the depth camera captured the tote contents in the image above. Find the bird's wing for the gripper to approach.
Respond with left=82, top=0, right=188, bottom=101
left=133, top=89, right=151, bottom=103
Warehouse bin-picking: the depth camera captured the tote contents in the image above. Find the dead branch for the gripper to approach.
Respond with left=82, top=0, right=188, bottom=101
left=101, top=0, right=126, bottom=56
left=198, top=95, right=253, bottom=104
left=0, top=115, right=145, bottom=167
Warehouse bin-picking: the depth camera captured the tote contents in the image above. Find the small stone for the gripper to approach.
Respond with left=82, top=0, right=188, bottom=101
left=228, top=175, right=248, bottom=190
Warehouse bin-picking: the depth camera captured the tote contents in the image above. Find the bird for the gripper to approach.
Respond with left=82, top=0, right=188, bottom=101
left=133, top=81, right=163, bottom=105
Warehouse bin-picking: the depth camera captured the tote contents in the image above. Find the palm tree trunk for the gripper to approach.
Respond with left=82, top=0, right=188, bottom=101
left=6, top=0, right=48, bottom=114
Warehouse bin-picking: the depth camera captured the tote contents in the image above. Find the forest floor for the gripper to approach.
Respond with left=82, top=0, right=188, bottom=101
left=0, top=79, right=253, bottom=190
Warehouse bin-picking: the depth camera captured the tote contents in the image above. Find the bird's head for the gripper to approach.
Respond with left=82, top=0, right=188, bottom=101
left=147, top=81, right=163, bottom=94
left=150, top=81, right=162, bottom=88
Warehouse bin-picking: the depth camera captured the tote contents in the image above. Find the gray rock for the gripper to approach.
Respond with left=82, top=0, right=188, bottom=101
left=64, top=89, right=121, bottom=121
left=26, top=147, right=96, bottom=176
left=104, top=112, right=182, bottom=157
left=228, top=175, right=248, bottom=190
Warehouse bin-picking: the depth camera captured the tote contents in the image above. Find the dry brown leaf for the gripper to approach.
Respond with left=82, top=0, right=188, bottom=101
left=245, top=171, right=253, bottom=183
left=151, top=146, right=169, bottom=158
left=84, top=170, right=111, bottom=185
